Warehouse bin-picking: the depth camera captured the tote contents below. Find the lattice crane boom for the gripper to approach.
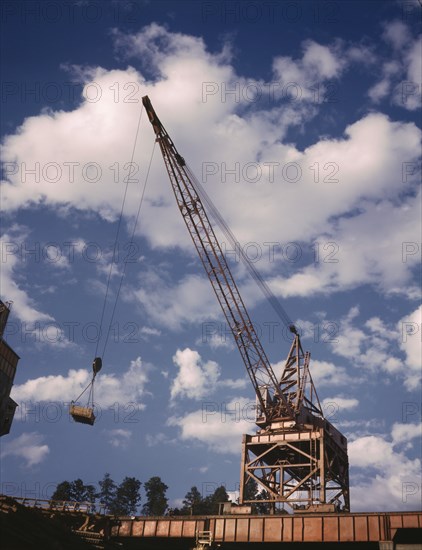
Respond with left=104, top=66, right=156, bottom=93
left=142, top=96, right=350, bottom=512
left=142, top=95, right=294, bottom=425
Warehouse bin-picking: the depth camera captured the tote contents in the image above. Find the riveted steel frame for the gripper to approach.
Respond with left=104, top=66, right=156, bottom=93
left=142, top=95, right=350, bottom=513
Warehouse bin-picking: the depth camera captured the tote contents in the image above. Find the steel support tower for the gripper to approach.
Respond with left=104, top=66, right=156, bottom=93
left=142, top=96, right=350, bottom=512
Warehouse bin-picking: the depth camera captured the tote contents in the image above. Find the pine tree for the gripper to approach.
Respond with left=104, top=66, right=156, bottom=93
left=205, top=485, right=229, bottom=514
left=182, top=486, right=204, bottom=515
left=51, top=481, right=72, bottom=501
left=70, top=478, right=96, bottom=502
left=142, top=476, right=168, bottom=516
left=255, top=489, right=272, bottom=514
left=243, top=478, right=258, bottom=502
left=84, top=484, right=97, bottom=504
left=98, top=473, right=117, bottom=513
left=111, top=477, right=141, bottom=516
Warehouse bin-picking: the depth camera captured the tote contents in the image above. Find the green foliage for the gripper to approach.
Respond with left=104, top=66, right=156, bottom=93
left=255, top=489, right=272, bottom=514
left=110, top=477, right=141, bottom=516
left=70, top=479, right=97, bottom=503
left=243, top=478, right=258, bottom=502
left=182, top=486, right=204, bottom=515
left=50, top=476, right=243, bottom=517
left=180, top=484, right=229, bottom=515
left=242, top=478, right=273, bottom=514
left=51, top=481, right=72, bottom=501
left=203, top=485, right=229, bottom=514
left=52, top=475, right=141, bottom=515
left=142, top=476, right=168, bottom=516
left=51, top=480, right=97, bottom=504
left=98, top=473, right=117, bottom=512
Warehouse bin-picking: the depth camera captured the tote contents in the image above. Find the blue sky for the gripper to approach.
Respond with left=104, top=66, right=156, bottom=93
left=0, top=0, right=421, bottom=512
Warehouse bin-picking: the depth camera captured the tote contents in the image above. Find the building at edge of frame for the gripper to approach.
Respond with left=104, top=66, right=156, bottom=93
left=0, top=300, right=19, bottom=436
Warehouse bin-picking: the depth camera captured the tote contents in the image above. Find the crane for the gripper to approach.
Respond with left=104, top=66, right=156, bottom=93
left=142, top=96, right=350, bottom=512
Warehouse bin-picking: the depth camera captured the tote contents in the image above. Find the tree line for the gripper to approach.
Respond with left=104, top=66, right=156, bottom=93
left=51, top=474, right=271, bottom=516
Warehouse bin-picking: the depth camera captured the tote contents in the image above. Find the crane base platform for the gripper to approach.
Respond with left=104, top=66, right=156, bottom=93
left=69, top=405, right=95, bottom=425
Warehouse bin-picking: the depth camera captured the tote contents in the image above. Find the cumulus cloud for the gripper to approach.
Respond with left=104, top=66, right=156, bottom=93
left=105, top=428, right=132, bottom=449
left=349, top=427, right=421, bottom=511
left=382, top=21, right=412, bottom=50
left=272, top=39, right=345, bottom=102
left=369, top=22, right=421, bottom=110
left=0, top=225, right=54, bottom=323
left=0, top=432, right=50, bottom=467
left=328, top=306, right=421, bottom=390
left=131, top=271, right=219, bottom=330
left=11, top=356, right=151, bottom=408
left=171, top=348, right=220, bottom=401
left=170, top=348, right=247, bottom=401
left=168, top=397, right=254, bottom=454
left=398, top=305, right=422, bottom=390
left=321, top=396, right=359, bottom=412
left=391, top=422, right=422, bottom=444
left=0, top=24, right=420, bottom=332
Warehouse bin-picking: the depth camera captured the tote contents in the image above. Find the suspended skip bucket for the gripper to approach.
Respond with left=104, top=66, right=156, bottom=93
left=69, top=357, right=102, bottom=426
left=69, top=403, right=95, bottom=426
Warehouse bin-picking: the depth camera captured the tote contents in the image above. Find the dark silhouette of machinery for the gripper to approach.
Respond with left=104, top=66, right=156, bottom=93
left=143, top=96, right=350, bottom=512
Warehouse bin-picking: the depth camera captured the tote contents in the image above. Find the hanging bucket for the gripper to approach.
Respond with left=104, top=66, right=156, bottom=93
left=70, top=402, right=96, bottom=426
left=70, top=357, right=102, bottom=426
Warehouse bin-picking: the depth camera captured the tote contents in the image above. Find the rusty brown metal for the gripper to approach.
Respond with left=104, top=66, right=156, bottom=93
left=142, top=96, right=350, bottom=514
left=113, top=511, right=422, bottom=543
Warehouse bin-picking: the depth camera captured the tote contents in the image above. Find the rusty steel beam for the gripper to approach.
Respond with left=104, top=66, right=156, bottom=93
left=112, top=511, right=422, bottom=544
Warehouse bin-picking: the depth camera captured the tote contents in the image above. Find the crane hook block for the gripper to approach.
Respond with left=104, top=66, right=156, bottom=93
left=92, top=357, right=102, bottom=375
left=289, top=324, right=298, bottom=335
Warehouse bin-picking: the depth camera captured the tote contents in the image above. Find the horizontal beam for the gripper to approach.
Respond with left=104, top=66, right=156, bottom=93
left=113, top=512, right=422, bottom=543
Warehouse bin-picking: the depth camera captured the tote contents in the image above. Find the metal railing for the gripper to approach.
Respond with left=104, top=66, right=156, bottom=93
left=0, top=495, right=106, bottom=515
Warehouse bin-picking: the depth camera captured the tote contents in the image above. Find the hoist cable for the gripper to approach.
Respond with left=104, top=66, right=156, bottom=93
left=72, top=379, right=93, bottom=404
left=185, top=163, right=294, bottom=331
left=100, top=139, right=157, bottom=361
left=94, top=105, right=144, bottom=358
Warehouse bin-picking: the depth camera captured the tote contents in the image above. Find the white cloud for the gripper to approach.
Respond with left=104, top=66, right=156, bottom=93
left=131, top=271, right=219, bottom=330
left=272, top=357, right=360, bottom=418
left=11, top=356, right=151, bottom=408
left=272, top=39, right=345, bottom=101
left=0, top=432, right=50, bottom=467
left=140, top=326, right=161, bottom=337
left=171, top=348, right=220, bottom=401
left=337, top=418, right=385, bottom=433
left=105, top=428, right=132, bottom=448
left=0, top=24, right=420, bottom=330
left=145, top=432, right=170, bottom=447
left=327, top=306, right=421, bottom=391
left=322, top=396, right=359, bottom=412
left=382, top=21, right=412, bottom=51
left=197, top=331, right=235, bottom=351
left=170, top=347, right=247, bottom=401
left=398, top=305, right=422, bottom=390
left=369, top=22, right=421, bottom=111
left=304, top=359, right=356, bottom=387
left=391, top=422, right=422, bottom=444
left=0, top=226, right=54, bottom=323
left=168, top=397, right=254, bottom=454
left=349, top=429, right=422, bottom=511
